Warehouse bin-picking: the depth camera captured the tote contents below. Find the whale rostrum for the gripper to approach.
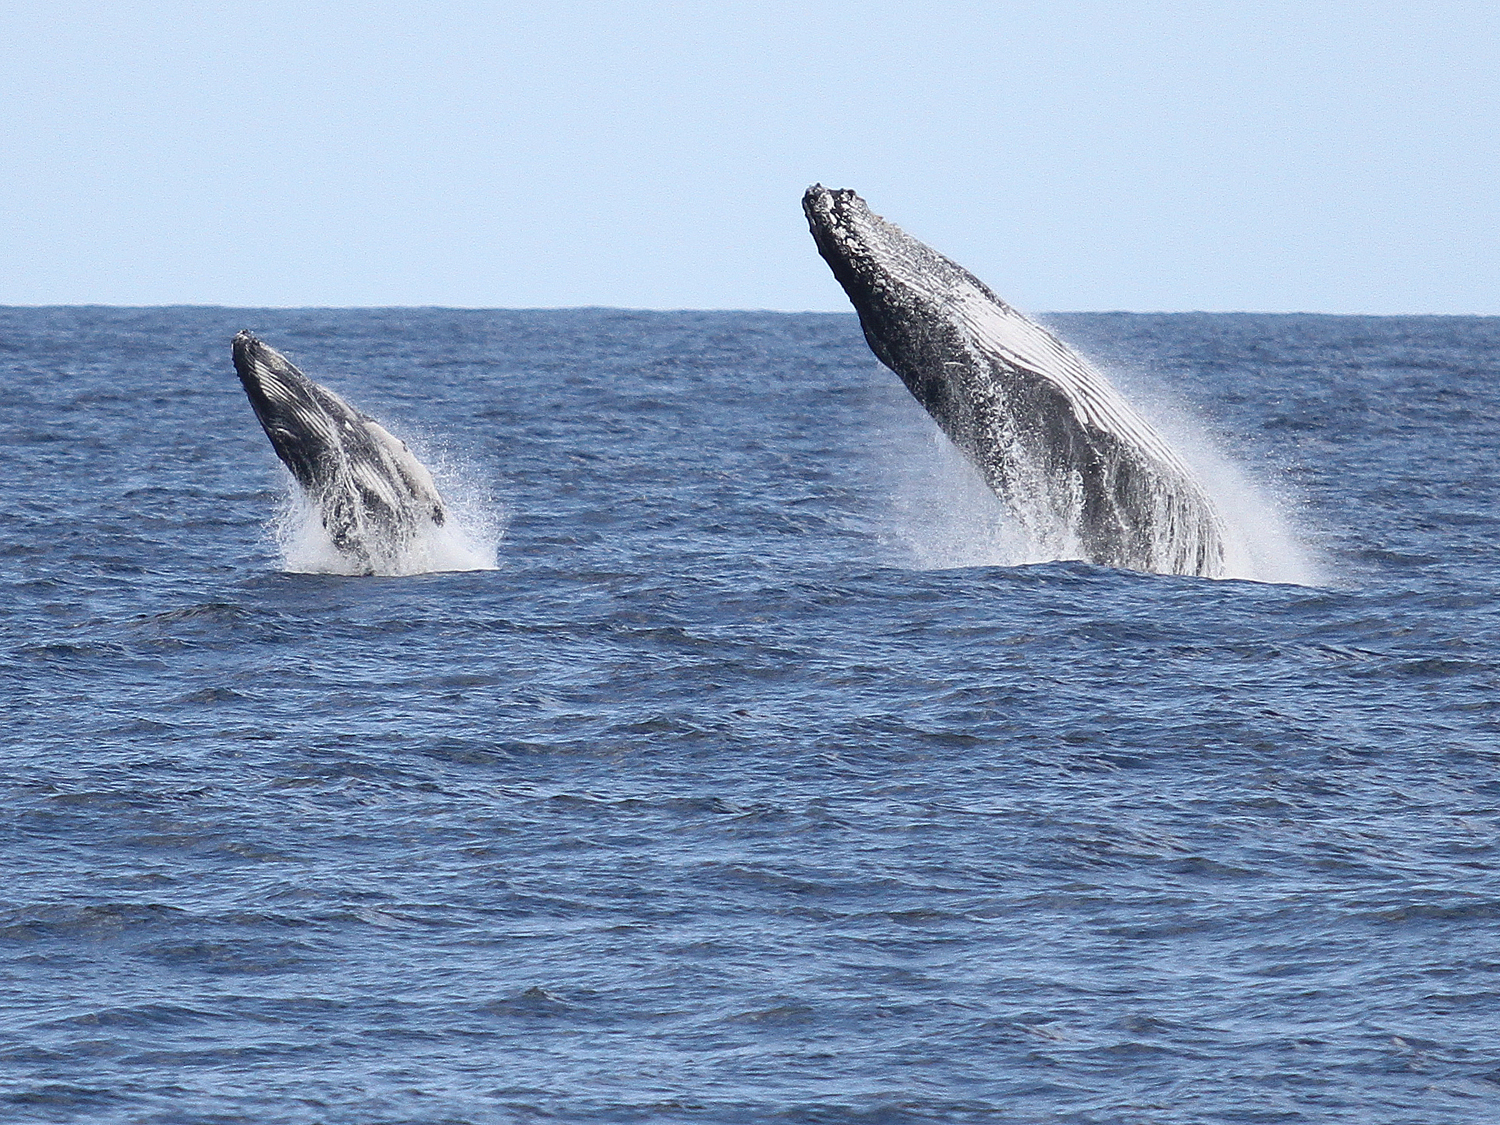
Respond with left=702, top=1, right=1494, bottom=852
left=232, top=330, right=446, bottom=574
left=803, top=186, right=1226, bottom=578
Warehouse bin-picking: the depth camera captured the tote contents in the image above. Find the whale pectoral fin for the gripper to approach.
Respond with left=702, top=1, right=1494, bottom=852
left=361, top=419, right=447, bottom=524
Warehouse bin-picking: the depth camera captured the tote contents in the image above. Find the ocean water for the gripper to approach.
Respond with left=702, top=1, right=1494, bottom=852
left=2, top=306, right=1498, bottom=1124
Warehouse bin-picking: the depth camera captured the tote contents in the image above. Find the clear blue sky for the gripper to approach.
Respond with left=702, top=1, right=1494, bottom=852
left=2, top=0, right=1496, bottom=312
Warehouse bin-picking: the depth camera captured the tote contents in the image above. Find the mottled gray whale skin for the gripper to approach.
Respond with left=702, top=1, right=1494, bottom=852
left=803, top=185, right=1225, bottom=577
left=232, top=330, right=445, bottom=574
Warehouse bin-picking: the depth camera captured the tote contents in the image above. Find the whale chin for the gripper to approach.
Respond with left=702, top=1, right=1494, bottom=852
left=232, top=330, right=447, bottom=575
left=803, top=185, right=1226, bottom=579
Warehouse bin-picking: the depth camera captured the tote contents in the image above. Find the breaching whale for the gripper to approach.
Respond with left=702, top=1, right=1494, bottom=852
left=803, top=186, right=1226, bottom=578
left=231, top=330, right=446, bottom=574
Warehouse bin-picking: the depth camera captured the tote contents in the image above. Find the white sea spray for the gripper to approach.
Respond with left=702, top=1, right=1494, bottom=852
left=271, top=437, right=503, bottom=576
left=876, top=372, right=1322, bottom=586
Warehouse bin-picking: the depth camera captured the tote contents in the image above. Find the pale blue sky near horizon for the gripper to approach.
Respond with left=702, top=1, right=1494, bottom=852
left=1, top=0, right=1496, bottom=313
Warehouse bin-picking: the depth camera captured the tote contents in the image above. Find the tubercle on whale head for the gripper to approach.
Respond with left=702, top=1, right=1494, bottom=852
left=803, top=185, right=943, bottom=376
left=802, top=185, right=905, bottom=311
left=802, top=185, right=872, bottom=271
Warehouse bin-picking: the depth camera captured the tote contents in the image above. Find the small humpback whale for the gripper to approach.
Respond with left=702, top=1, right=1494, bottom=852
left=231, top=330, right=446, bottom=574
left=803, top=186, right=1226, bottom=577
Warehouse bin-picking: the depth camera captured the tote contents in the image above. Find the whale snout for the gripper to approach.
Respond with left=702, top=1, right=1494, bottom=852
left=232, top=329, right=282, bottom=369
left=233, top=330, right=307, bottom=391
left=231, top=329, right=261, bottom=360
left=802, top=184, right=867, bottom=238
left=804, top=185, right=899, bottom=303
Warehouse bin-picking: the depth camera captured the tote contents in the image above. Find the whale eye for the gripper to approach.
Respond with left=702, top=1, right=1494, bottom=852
left=432, top=505, right=445, bottom=526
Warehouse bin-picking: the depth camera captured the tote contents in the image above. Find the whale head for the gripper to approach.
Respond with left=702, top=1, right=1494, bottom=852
left=803, top=185, right=1007, bottom=309
left=803, top=185, right=1014, bottom=430
left=231, top=330, right=357, bottom=492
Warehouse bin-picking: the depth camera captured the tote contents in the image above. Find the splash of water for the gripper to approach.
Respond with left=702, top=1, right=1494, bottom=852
left=876, top=395, right=1321, bottom=587
left=1164, top=419, right=1321, bottom=587
left=270, top=444, right=503, bottom=577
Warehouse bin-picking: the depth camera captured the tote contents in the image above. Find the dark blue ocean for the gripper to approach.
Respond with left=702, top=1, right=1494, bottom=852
left=2, top=307, right=1498, bottom=1124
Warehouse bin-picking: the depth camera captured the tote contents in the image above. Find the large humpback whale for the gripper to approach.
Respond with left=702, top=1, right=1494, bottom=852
left=803, top=186, right=1226, bottom=578
left=232, top=330, right=446, bottom=574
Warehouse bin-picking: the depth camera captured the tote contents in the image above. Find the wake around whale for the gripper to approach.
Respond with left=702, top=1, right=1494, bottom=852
left=232, top=330, right=449, bottom=575
left=803, top=186, right=1227, bottom=578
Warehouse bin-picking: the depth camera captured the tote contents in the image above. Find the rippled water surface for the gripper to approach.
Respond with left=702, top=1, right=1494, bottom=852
left=2, top=307, right=1498, bottom=1123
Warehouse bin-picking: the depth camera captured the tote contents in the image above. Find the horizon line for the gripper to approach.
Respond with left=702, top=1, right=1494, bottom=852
left=0, top=302, right=1494, bottom=318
